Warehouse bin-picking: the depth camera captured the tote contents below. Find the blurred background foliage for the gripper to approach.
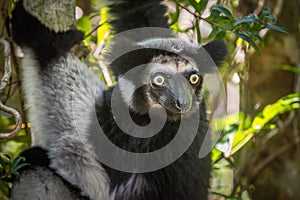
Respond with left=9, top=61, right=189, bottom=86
left=0, top=0, right=299, bottom=199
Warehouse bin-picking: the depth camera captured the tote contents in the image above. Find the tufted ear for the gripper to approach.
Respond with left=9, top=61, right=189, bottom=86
left=202, top=40, right=227, bottom=66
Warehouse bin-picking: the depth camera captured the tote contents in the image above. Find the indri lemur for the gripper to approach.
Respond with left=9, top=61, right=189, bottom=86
left=10, top=0, right=227, bottom=199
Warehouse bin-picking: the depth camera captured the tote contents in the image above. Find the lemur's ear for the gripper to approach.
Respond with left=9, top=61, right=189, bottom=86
left=202, top=40, right=227, bottom=66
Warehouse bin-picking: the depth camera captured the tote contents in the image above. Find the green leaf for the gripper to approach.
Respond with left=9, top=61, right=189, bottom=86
left=9, top=135, right=30, bottom=143
left=278, top=65, right=300, bottom=74
left=189, top=0, right=208, bottom=13
left=214, top=29, right=226, bottom=39
left=266, top=15, right=276, bottom=23
left=13, top=163, right=29, bottom=172
left=266, top=24, right=289, bottom=34
left=198, top=0, right=209, bottom=12
left=195, top=19, right=201, bottom=43
left=211, top=148, right=223, bottom=162
left=169, top=4, right=180, bottom=25
left=12, top=157, right=24, bottom=168
left=188, top=0, right=200, bottom=13
left=0, top=154, right=11, bottom=164
left=77, top=16, right=92, bottom=42
left=212, top=5, right=233, bottom=19
left=261, top=7, right=271, bottom=18
left=0, top=116, right=10, bottom=129
left=235, top=32, right=260, bottom=53
left=233, top=15, right=259, bottom=27
left=246, top=31, right=263, bottom=43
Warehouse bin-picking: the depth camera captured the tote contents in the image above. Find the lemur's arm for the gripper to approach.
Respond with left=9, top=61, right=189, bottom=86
left=11, top=1, right=109, bottom=199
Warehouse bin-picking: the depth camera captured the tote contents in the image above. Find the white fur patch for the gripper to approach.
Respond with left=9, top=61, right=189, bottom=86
left=22, top=49, right=48, bottom=145
left=118, top=77, right=135, bottom=107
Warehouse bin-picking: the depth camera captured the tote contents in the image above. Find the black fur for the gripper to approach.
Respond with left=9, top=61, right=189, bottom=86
left=108, top=0, right=170, bottom=33
left=97, top=88, right=211, bottom=200
left=203, top=40, right=228, bottom=66
left=19, top=146, right=50, bottom=168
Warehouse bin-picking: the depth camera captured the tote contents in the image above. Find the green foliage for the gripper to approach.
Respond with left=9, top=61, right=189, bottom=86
left=214, top=93, right=300, bottom=160
left=0, top=154, right=28, bottom=180
left=77, top=16, right=92, bottom=43
left=210, top=6, right=287, bottom=52
left=212, top=93, right=300, bottom=198
left=209, top=6, right=288, bottom=52
left=171, top=1, right=287, bottom=52
left=0, top=153, right=28, bottom=199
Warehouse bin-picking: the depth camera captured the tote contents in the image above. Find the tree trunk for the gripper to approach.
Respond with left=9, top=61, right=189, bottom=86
left=23, top=0, right=76, bottom=32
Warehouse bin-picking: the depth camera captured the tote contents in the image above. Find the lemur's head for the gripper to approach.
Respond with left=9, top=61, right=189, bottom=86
left=106, top=38, right=227, bottom=120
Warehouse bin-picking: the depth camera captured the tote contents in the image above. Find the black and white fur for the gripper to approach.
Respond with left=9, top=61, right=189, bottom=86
left=10, top=0, right=227, bottom=199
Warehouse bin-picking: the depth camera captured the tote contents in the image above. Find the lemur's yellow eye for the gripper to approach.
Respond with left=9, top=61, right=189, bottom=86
left=189, top=74, right=200, bottom=85
left=152, top=75, right=165, bottom=86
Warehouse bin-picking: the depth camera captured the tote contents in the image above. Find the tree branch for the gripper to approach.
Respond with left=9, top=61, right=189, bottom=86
left=0, top=37, right=22, bottom=139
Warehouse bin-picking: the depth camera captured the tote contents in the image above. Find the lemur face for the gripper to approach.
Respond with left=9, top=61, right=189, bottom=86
left=117, top=54, right=203, bottom=121
left=147, top=55, right=202, bottom=117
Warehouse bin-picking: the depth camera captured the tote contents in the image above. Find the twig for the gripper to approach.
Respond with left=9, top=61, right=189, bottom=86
left=253, top=0, right=266, bottom=15
left=0, top=101, right=22, bottom=139
left=0, top=38, right=12, bottom=93
left=83, top=21, right=107, bottom=39
left=172, top=0, right=232, bottom=31
left=0, top=37, right=22, bottom=139
left=249, top=138, right=299, bottom=184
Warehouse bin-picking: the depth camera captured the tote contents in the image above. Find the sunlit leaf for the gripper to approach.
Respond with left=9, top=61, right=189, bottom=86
left=97, top=7, right=110, bottom=44
left=77, top=15, right=92, bottom=43
left=211, top=113, right=241, bottom=131
left=231, top=93, right=300, bottom=155
left=278, top=65, right=300, bottom=74
left=212, top=148, right=223, bottom=162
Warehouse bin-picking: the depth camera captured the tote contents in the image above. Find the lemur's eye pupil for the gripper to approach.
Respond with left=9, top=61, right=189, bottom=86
left=189, top=74, right=200, bottom=85
left=153, top=75, right=165, bottom=86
